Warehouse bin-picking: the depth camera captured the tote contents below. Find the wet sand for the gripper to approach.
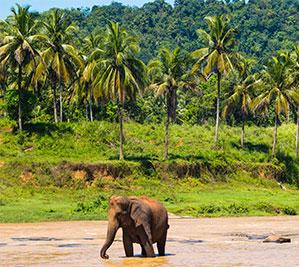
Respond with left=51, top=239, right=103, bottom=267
left=1, top=215, right=299, bottom=267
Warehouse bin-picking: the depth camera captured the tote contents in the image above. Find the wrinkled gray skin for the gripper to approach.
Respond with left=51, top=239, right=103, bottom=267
left=100, top=196, right=169, bottom=259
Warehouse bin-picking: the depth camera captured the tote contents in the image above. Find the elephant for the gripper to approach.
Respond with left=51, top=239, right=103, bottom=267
left=100, top=195, right=169, bottom=259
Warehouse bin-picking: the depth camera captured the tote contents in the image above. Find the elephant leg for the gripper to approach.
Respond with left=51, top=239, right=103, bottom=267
left=143, top=223, right=153, bottom=244
left=140, top=244, right=146, bottom=256
left=137, top=226, right=155, bottom=257
left=157, top=230, right=167, bottom=256
left=122, top=230, right=133, bottom=257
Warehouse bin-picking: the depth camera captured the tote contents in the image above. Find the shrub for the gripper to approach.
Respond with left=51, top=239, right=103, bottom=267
left=5, top=90, right=35, bottom=123
left=198, top=204, right=222, bottom=215
left=256, top=202, right=281, bottom=214
left=282, top=207, right=297, bottom=216
left=226, top=203, right=249, bottom=214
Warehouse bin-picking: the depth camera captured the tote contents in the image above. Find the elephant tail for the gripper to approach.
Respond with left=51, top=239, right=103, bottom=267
left=167, top=224, right=170, bottom=229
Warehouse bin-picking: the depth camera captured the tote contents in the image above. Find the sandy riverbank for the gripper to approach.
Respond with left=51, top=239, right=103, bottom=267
left=1, top=216, right=299, bottom=266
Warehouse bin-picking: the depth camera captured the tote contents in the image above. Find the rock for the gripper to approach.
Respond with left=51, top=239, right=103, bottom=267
left=24, top=146, right=34, bottom=152
left=263, top=235, right=291, bottom=243
left=0, top=161, right=4, bottom=168
left=277, top=182, right=286, bottom=190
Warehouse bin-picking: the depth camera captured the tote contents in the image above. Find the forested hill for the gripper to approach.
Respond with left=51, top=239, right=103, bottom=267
left=58, top=0, right=298, bottom=64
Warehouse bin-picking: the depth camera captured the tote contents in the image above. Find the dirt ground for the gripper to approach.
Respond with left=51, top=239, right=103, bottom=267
left=1, top=215, right=299, bottom=267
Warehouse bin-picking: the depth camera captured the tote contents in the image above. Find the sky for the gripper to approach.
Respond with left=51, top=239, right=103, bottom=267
left=0, top=0, right=174, bottom=19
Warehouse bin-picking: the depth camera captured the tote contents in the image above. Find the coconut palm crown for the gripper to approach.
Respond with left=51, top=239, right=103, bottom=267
left=93, top=21, right=146, bottom=160
left=36, top=9, right=83, bottom=122
left=223, top=58, right=261, bottom=147
left=192, top=15, right=238, bottom=145
left=77, top=32, right=103, bottom=121
left=0, top=4, right=42, bottom=130
left=252, top=51, right=299, bottom=156
left=148, top=47, right=199, bottom=159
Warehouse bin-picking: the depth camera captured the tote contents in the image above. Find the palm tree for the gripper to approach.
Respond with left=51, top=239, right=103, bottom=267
left=192, top=15, right=238, bottom=145
left=37, top=10, right=83, bottom=123
left=0, top=63, right=8, bottom=117
left=0, top=62, right=8, bottom=100
left=93, top=22, right=146, bottom=160
left=148, top=47, right=198, bottom=160
left=252, top=52, right=299, bottom=157
left=291, top=46, right=299, bottom=158
left=80, top=32, right=103, bottom=121
left=0, top=4, right=42, bottom=130
left=223, top=58, right=261, bottom=147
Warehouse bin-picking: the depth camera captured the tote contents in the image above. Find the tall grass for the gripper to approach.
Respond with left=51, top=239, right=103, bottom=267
left=0, top=119, right=298, bottom=163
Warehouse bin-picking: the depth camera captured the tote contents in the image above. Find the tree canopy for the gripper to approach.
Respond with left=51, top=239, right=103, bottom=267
left=62, top=0, right=298, bottom=65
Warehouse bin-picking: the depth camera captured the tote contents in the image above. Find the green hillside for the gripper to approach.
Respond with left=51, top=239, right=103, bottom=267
left=0, top=119, right=298, bottom=222
left=63, top=0, right=298, bottom=64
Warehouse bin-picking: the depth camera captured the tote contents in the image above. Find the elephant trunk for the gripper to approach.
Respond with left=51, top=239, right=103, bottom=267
left=100, top=219, right=119, bottom=259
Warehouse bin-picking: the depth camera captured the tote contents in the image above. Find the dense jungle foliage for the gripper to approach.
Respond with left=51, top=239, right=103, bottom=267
left=66, top=0, right=299, bottom=64
left=0, top=1, right=298, bottom=160
left=0, top=0, right=298, bottom=124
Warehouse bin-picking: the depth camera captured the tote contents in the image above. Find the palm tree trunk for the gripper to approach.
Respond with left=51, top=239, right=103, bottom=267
left=52, top=79, right=58, bottom=123
left=214, top=72, right=221, bottom=145
left=118, top=103, right=124, bottom=160
left=17, top=64, right=22, bottom=131
left=164, top=110, right=170, bottom=161
left=164, top=94, right=171, bottom=160
left=296, top=105, right=299, bottom=159
left=33, top=84, right=37, bottom=119
left=2, top=82, right=7, bottom=99
left=272, top=114, right=278, bottom=157
left=170, top=87, right=177, bottom=123
left=85, top=101, right=89, bottom=120
left=2, top=82, right=7, bottom=117
left=89, top=87, right=93, bottom=122
left=241, top=117, right=245, bottom=148
left=59, top=83, right=63, bottom=122
left=85, top=87, right=89, bottom=120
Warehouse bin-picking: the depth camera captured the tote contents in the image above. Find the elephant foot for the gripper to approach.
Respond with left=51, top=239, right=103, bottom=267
left=100, top=254, right=109, bottom=260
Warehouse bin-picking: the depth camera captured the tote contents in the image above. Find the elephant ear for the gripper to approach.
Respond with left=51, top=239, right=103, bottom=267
left=130, top=200, right=148, bottom=227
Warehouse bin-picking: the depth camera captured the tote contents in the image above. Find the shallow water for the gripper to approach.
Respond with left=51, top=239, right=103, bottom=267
left=1, top=216, right=299, bottom=267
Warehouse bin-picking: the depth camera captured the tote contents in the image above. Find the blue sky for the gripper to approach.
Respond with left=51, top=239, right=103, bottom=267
left=0, top=0, right=174, bottom=19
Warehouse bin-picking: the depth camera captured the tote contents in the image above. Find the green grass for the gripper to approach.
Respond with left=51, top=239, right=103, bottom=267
left=0, top=119, right=299, bottom=222
left=1, top=120, right=298, bottom=184
left=0, top=120, right=297, bottom=164
left=0, top=120, right=282, bottom=163
left=0, top=174, right=298, bottom=223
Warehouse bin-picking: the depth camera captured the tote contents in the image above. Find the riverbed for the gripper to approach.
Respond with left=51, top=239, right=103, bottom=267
left=1, top=216, right=299, bottom=266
